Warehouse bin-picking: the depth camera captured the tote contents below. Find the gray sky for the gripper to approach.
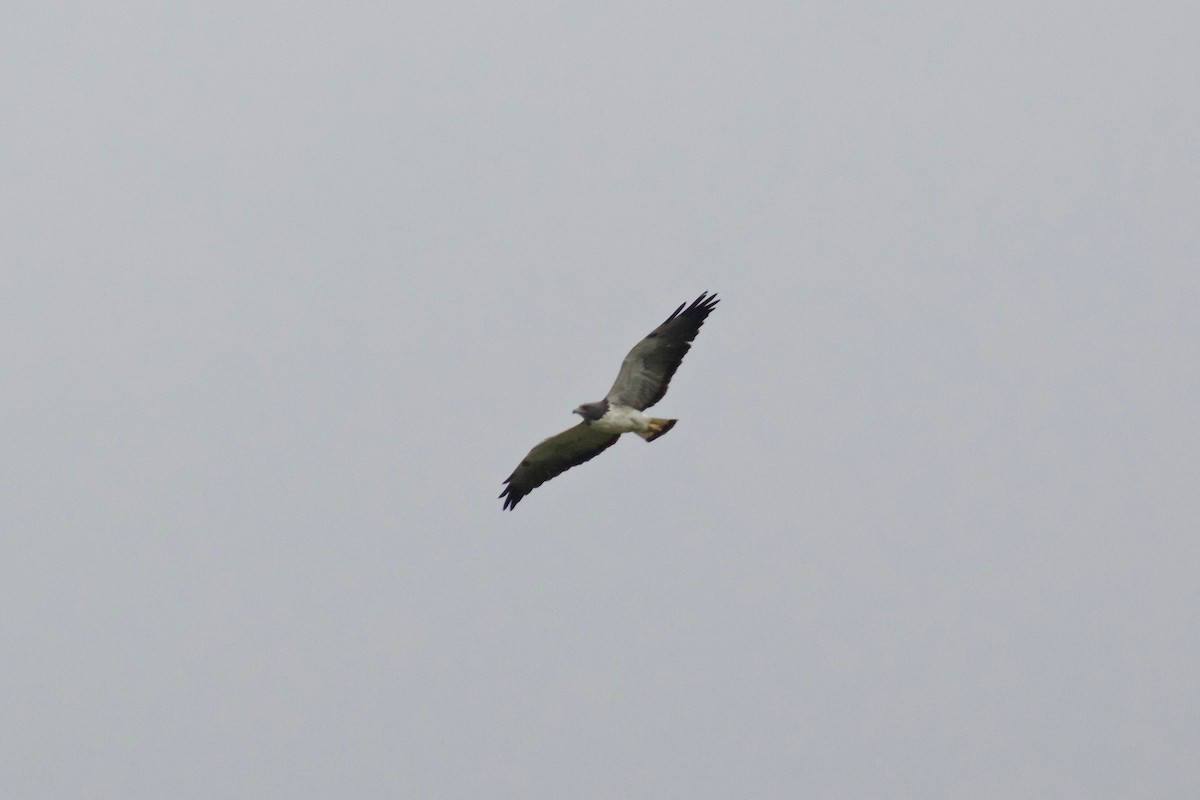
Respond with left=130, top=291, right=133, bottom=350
left=4, top=2, right=1198, bottom=798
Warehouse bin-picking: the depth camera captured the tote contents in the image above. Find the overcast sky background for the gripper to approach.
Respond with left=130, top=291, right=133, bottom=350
left=4, top=2, right=1198, bottom=798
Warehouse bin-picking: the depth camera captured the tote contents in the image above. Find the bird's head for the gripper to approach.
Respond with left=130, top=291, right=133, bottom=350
left=573, top=400, right=608, bottom=421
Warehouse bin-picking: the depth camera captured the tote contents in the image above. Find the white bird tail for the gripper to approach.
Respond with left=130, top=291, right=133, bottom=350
left=637, top=418, right=677, bottom=442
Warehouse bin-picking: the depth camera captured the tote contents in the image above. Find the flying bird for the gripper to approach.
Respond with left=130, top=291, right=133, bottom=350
left=500, top=292, right=719, bottom=510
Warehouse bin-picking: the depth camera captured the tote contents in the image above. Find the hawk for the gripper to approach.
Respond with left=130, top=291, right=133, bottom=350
left=500, top=292, right=719, bottom=510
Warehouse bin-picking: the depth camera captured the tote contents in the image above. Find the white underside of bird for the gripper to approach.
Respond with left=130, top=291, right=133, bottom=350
left=589, top=405, right=652, bottom=434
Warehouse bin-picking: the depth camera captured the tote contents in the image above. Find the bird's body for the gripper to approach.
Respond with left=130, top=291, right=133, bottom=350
left=572, top=400, right=669, bottom=437
left=500, top=292, right=719, bottom=510
left=585, top=403, right=649, bottom=435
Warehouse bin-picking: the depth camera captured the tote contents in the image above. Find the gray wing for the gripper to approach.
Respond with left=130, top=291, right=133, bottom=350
left=500, top=422, right=620, bottom=510
left=604, top=292, right=719, bottom=410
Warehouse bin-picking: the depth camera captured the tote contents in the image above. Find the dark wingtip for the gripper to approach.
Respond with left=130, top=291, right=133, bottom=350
left=499, top=477, right=521, bottom=510
left=499, top=485, right=521, bottom=510
left=686, top=291, right=719, bottom=319
left=664, top=292, right=719, bottom=324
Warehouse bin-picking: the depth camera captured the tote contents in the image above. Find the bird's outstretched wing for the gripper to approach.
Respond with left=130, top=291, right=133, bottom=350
left=500, top=423, right=621, bottom=510
left=604, top=292, right=719, bottom=410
